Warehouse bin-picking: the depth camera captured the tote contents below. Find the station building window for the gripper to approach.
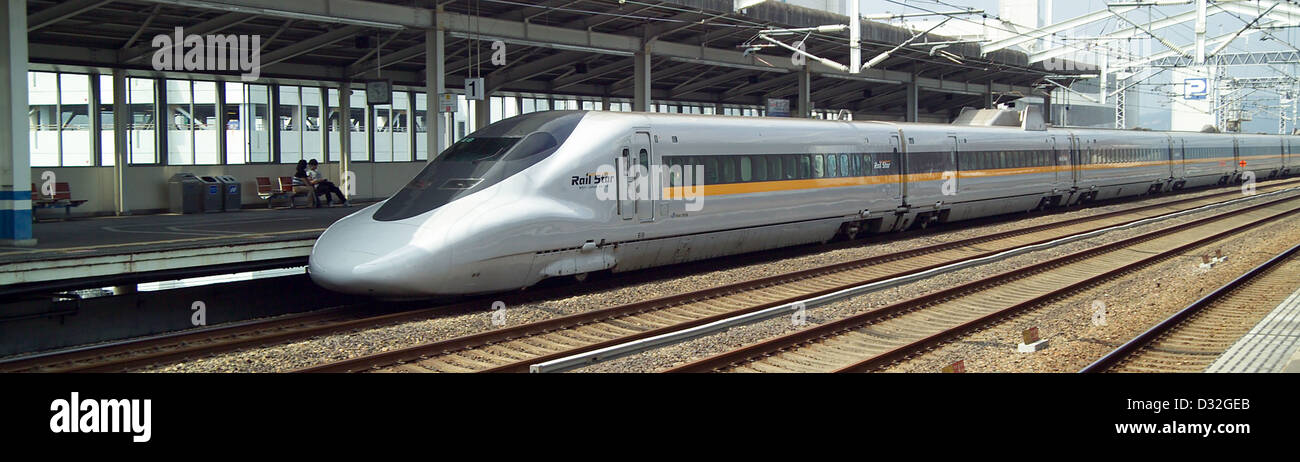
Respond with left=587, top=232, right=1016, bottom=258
left=223, top=82, right=271, bottom=164
left=414, top=92, right=429, bottom=160
left=126, top=78, right=157, bottom=164
left=99, top=75, right=115, bottom=166
left=374, top=92, right=412, bottom=162
left=164, top=80, right=219, bottom=165
left=28, top=72, right=93, bottom=167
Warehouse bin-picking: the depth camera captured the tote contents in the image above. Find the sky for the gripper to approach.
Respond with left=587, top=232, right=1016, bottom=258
left=820, top=0, right=1300, bottom=132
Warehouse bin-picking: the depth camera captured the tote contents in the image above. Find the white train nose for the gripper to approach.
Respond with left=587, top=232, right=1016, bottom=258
left=308, top=215, right=450, bottom=296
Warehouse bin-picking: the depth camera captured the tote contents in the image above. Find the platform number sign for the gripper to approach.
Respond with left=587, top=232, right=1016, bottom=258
left=466, top=77, right=485, bottom=101
left=1185, top=78, right=1208, bottom=100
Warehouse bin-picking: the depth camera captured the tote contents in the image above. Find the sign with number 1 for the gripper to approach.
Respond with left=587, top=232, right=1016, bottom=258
left=466, top=77, right=485, bottom=100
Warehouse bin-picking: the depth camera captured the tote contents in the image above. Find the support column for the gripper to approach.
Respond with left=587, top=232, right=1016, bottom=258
left=633, top=45, right=651, bottom=112
left=89, top=72, right=102, bottom=167
left=269, top=84, right=280, bottom=163
left=473, top=94, right=490, bottom=131
left=905, top=75, right=918, bottom=122
left=0, top=1, right=33, bottom=245
left=425, top=26, right=447, bottom=157
left=215, top=79, right=227, bottom=164
left=1042, top=92, right=1052, bottom=125
left=984, top=82, right=994, bottom=109
left=601, top=95, right=611, bottom=111
left=338, top=82, right=351, bottom=200
left=318, top=85, right=328, bottom=161
left=798, top=66, right=811, bottom=118
left=112, top=69, right=129, bottom=215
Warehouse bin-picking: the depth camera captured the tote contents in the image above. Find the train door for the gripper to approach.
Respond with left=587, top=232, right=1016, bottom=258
left=1232, top=138, right=1240, bottom=174
left=1282, top=139, right=1289, bottom=171
left=617, top=143, right=633, bottom=221
left=1068, top=134, right=1081, bottom=185
left=631, top=131, right=655, bottom=222
left=946, top=135, right=959, bottom=194
left=1173, top=138, right=1186, bottom=180
left=1048, top=136, right=1062, bottom=185
left=890, top=134, right=906, bottom=205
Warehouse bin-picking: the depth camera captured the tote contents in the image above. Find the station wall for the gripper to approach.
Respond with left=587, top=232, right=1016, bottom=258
left=30, top=162, right=419, bottom=217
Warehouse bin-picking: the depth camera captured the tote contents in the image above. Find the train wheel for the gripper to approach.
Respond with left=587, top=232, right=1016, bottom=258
left=573, top=272, right=589, bottom=283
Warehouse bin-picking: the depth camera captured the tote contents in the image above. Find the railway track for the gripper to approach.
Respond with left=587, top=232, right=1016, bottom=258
left=297, top=185, right=1300, bottom=373
left=1081, top=243, right=1300, bottom=373
left=667, top=195, right=1300, bottom=373
left=4, top=180, right=1294, bottom=373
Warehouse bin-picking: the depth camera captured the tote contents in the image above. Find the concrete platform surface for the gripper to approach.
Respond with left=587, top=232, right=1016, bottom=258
left=0, top=204, right=368, bottom=265
left=1206, top=287, right=1300, bottom=373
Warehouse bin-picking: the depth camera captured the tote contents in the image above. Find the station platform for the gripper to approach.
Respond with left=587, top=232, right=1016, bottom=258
left=0, top=204, right=367, bottom=294
left=1207, top=286, right=1300, bottom=373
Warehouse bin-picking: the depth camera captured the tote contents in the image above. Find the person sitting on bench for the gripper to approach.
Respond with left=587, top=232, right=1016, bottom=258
left=307, top=159, right=349, bottom=207
left=293, top=160, right=318, bottom=208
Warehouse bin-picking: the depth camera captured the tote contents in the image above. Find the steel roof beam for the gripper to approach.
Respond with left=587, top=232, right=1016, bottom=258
left=347, top=42, right=425, bottom=78
left=982, top=7, right=1138, bottom=55
left=28, top=0, right=114, bottom=32
left=486, top=51, right=587, bottom=89
left=260, top=25, right=364, bottom=67
left=553, top=59, right=632, bottom=90
left=670, top=69, right=751, bottom=98
left=118, top=12, right=259, bottom=63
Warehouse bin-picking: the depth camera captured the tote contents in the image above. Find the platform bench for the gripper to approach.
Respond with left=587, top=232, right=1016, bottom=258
left=30, top=182, right=88, bottom=220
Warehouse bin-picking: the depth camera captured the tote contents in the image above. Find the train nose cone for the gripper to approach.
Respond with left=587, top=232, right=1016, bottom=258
left=308, top=217, right=448, bottom=297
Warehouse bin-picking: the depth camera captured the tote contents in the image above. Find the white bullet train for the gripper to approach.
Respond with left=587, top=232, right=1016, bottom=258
left=308, top=108, right=1295, bottom=297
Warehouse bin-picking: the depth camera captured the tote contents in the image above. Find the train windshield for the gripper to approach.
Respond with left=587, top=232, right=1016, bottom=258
left=373, top=111, right=585, bottom=221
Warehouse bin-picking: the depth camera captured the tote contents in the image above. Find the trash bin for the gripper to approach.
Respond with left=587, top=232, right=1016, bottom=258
left=215, top=175, right=241, bottom=211
left=197, top=176, right=224, bottom=212
left=167, top=173, right=203, bottom=214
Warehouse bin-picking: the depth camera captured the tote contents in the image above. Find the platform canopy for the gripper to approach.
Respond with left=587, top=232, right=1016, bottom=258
left=24, top=0, right=1089, bottom=119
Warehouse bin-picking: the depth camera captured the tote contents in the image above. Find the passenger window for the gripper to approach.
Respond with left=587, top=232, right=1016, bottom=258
left=720, top=157, right=736, bottom=183
left=768, top=156, right=782, bottom=180
left=827, top=155, right=839, bottom=177
left=812, top=154, right=824, bottom=178
left=740, top=156, right=753, bottom=182
left=842, top=154, right=851, bottom=176
left=785, top=155, right=797, bottom=180
left=798, top=155, right=811, bottom=179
